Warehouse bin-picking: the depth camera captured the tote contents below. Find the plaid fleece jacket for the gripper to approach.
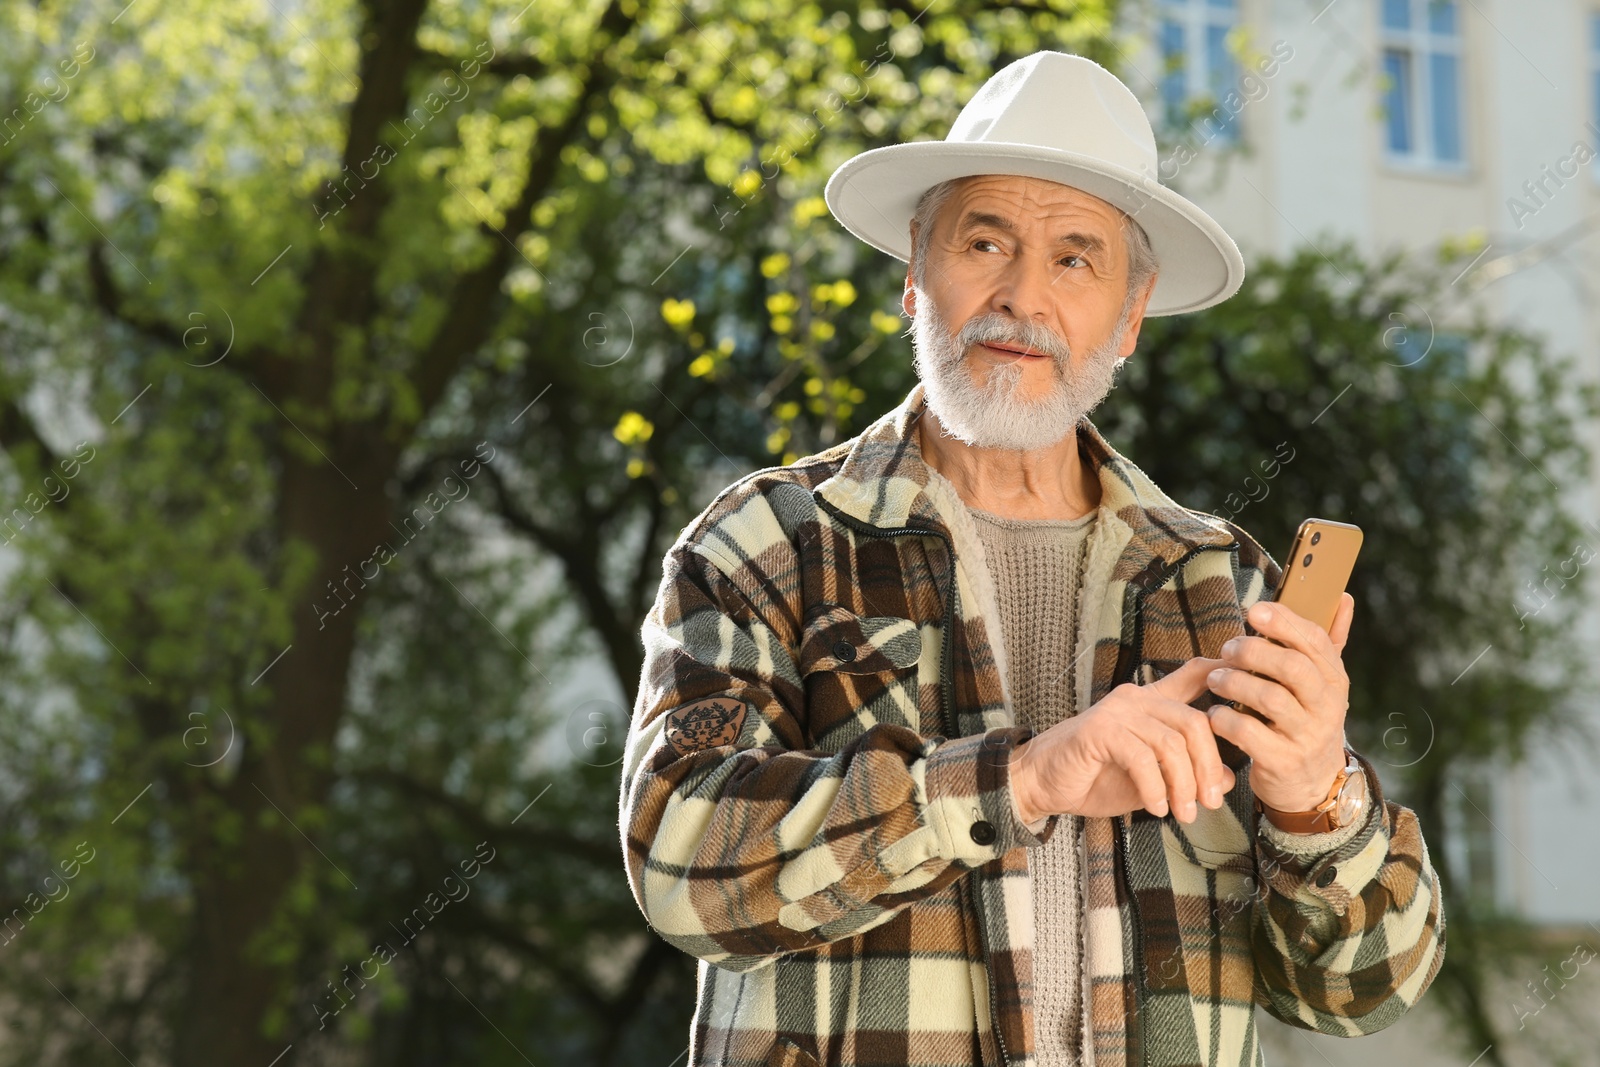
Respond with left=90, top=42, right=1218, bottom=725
left=620, top=383, right=1445, bottom=1067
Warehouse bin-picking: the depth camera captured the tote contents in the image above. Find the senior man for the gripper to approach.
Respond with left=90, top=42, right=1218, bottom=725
left=620, top=52, right=1445, bottom=1067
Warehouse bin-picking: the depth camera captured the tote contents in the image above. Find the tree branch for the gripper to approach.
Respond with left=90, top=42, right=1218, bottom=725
left=476, top=456, right=566, bottom=549
left=417, top=47, right=548, bottom=82
left=476, top=455, right=645, bottom=694
left=86, top=239, right=187, bottom=352
left=399, top=0, right=639, bottom=439
left=440, top=902, right=613, bottom=1017
left=0, top=390, right=61, bottom=473
left=395, top=442, right=485, bottom=501
left=351, top=767, right=617, bottom=868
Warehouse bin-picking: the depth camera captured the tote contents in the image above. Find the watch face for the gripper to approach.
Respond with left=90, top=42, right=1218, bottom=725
left=1335, top=770, right=1367, bottom=827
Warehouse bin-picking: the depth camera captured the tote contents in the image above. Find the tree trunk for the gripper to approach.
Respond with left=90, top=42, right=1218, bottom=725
left=173, top=439, right=395, bottom=1065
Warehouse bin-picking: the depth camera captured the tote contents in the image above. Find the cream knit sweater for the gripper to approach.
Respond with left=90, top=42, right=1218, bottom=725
left=970, top=505, right=1098, bottom=1067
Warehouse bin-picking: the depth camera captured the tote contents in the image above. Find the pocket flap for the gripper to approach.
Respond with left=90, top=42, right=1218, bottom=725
left=799, top=605, right=922, bottom=675
left=1164, top=804, right=1254, bottom=871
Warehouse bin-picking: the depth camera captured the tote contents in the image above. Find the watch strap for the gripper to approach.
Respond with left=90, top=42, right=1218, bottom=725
left=1257, top=796, right=1338, bottom=835
left=1256, top=752, right=1362, bottom=834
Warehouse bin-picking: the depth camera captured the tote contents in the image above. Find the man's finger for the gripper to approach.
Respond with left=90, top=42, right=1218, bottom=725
left=1208, top=703, right=1285, bottom=765
left=1249, top=603, right=1341, bottom=680
left=1210, top=669, right=1303, bottom=732
left=1330, top=592, right=1355, bottom=652
left=1127, top=720, right=1200, bottom=822
left=1147, top=655, right=1226, bottom=703
left=1121, top=743, right=1169, bottom=818
left=1146, top=701, right=1231, bottom=809
left=1216, top=637, right=1322, bottom=714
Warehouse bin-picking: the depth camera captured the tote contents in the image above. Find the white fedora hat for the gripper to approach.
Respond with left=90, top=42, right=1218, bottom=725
left=824, top=50, right=1245, bottom=316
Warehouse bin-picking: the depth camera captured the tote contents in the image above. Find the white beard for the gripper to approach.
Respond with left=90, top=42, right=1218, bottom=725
left=910, top=284, right=1131, bottom=452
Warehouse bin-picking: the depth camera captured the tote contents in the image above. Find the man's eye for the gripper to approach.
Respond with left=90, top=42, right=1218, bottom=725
left=972, top=239, right=1000, bottom=252
left=1060, top=254, right=1088, bottom=269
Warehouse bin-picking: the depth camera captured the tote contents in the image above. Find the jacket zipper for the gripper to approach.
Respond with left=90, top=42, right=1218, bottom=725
left=1116, top=540, right=1239, bottom=1067
left=814, top=497, right=1015, bottom=1066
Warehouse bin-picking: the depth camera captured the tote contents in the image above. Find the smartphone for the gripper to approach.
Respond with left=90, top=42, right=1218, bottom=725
left=1230, top=518, right=1363, bottom=722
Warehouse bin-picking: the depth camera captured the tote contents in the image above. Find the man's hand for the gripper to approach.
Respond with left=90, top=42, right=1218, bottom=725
left=1010, top=656, right=1236, bottom=825
left=1205, top=594, right=1355, bottom=814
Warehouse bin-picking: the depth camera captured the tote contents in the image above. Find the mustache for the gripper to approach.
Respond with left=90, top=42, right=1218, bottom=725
left=953, top=312, right=1071, bottom=363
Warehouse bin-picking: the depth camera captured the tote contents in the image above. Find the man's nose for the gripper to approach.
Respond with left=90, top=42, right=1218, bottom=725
left=987, top=254, right=1056, bottom=327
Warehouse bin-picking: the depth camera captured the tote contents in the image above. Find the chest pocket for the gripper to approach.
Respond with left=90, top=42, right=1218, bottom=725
left=797, top=605, right=924, bottom=749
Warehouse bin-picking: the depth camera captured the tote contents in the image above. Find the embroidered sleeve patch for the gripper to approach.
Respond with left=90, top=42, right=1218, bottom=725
left=664, top=697, right=748, bottom=755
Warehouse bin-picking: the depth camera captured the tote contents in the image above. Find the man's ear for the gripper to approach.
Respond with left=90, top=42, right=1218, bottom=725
left=1117, top=274, right=1159, bottom=358
left=902, top=221, right=919, bottom=318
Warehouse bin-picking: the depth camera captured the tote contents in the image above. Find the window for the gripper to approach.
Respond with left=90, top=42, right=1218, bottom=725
left=1158, top=0, right=1243, bottom=144
left=1379, top=0, right=1465, bottom=169
left=1591, top=12, right=1600, bottom=175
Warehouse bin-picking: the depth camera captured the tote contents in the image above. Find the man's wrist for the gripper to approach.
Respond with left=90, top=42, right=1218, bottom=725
left=1257, top=748, right=1362, bottom=835
left=1256, top=749, right=1347, bottom=815
left=1009, top=740, right=1044, bottom=826
left=1259, top=772, right=1372, bottom=853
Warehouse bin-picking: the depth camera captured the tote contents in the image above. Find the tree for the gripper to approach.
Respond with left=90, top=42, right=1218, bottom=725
left=0, top=1, right=1125, bottom=1062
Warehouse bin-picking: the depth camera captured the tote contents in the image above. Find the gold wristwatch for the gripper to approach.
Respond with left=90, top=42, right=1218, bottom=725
left=1255, top=752, right=1367, bottom=835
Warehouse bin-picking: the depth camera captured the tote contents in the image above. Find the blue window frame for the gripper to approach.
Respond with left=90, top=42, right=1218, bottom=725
left=1379, top=0, right=1465, bottom=168
left=1158, top=0, right=1242, bottom=144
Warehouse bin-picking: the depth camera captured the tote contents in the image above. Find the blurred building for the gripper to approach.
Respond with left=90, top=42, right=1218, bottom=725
left=1122, top=1, right=1600, bottom=1062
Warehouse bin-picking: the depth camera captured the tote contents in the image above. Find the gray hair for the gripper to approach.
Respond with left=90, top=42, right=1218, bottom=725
left=908, top=177, right=1158, bottom=310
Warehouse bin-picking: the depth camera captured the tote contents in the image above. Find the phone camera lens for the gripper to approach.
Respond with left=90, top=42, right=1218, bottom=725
left=1310, top=531, right=1322, bottom=545
left=1302, top=553, right=1314, bottom=567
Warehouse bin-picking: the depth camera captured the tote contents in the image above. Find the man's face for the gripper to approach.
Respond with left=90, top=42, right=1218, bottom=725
left=904, top=174, right=1155, bottom=452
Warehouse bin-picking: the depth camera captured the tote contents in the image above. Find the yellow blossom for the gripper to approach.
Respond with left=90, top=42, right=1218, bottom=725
left=733, top=169, right=762, bottom=199
left=660, top=298, right=695, bottom=330
left=760, top=252, right=790, bottom=278
left=793, top=196, right=829, bottom=225
left=613, top=410, right=654, bottom=446
left=870, top=309, right=902, bottom=333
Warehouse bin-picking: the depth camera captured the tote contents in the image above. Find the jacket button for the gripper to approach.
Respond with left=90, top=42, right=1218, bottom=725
left=832, top=640, right=857, bottom=662
left=969, top=820, right=997, bottom=846
left=1315, top=866, right=1337, bottom=888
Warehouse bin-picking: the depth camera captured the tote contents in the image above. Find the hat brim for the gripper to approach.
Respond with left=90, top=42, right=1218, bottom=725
left=824, top=140, right=1245, bottom=316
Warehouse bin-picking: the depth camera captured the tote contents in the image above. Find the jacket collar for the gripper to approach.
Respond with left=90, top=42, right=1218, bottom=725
left=813, top=382, right=1237, bottom=585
